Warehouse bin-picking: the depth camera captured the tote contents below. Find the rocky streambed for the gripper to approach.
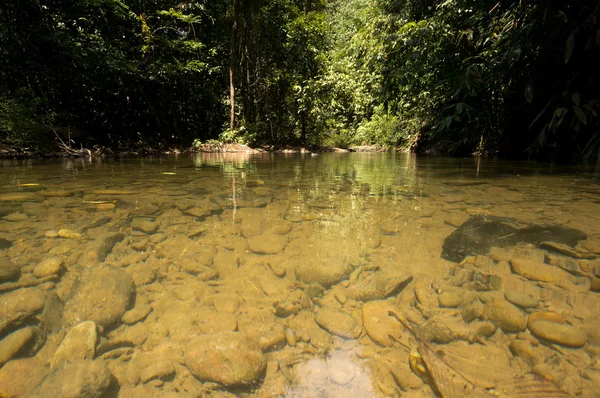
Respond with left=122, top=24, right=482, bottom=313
left=0, top=157, right=599, bottom=397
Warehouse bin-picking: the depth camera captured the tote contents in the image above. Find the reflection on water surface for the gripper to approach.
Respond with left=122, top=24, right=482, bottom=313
left=0, top=153, right=599, bottom=397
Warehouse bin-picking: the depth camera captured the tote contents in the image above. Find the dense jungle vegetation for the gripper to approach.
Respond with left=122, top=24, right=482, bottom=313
left=0, top=0, right=598, bottom=160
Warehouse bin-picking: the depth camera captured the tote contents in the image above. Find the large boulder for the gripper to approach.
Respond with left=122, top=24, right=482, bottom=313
left=63, top=266, right=135, bottom=329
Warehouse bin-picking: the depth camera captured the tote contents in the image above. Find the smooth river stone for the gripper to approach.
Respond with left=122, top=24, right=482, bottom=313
left=0, top=257, right=20, bottom=282
left=504, top=291, right=538, bottom=309
left=362, top=300, right=402, bottom=347
left=131, top=218, right=159, bottom=234
left=79, top=232, right=125, bottom=267
left=63, top=266, right=135, bottom=329
left=580, top=240, right=600, bottom=254
left=25, top=360, right=113, bottom=398
left=510, top=258, right=578, bottom=284
left=314, top=308, right=361, bottom=339
left=184, top=332, right=266, bottom=386
left=483, top=299, right=527, bottom=333
left=345, top=271, right=413, bottom=302
left=0, top=288, right=46, bottom=334
left=438, top=289, right=464, bottom=308
left=247, top=234, right=288, bottom=254
left=0, top=358, right=48, bottom=397
left=0, top=327, right=41, bottom=366
left=33, top=257, right=63, bottom=278
left=528, top=320, right=587, bottom=348
left=140, top=360, right=175, bottom=383
left=51, top=321, right=98, bottom=368
left=295, top=259, right=351, bottom=288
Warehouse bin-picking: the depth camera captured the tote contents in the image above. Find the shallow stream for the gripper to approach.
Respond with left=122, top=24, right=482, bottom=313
left=0, top=152, right=599, bottom=397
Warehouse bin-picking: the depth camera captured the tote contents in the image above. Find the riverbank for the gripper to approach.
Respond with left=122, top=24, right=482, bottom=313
left=0, top=142, right=391, bottom=159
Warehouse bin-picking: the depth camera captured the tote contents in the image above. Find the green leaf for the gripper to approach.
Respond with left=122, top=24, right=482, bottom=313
left=524, top=85, right=533, bottom=104
left=445, top=116, right=453, bottom=128
left=573, top=106, right=588, bottom=125
left=572, top=92, right=580, bottom=106
left=456, top=103, right=463, bottom=114
left=564, top=31, right=575, bottom=64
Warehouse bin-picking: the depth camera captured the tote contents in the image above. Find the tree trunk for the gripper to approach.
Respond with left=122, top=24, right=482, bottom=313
left=229, top=0, right=240, bottom=131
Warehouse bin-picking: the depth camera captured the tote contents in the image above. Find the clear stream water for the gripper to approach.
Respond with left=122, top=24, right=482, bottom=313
left=0, top=152, right=599, bottom=397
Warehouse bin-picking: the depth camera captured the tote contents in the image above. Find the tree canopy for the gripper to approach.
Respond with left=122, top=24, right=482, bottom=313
left=1, top=0, right=598, bottom=161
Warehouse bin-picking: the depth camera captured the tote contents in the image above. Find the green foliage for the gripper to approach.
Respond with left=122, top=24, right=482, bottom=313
left=0, top=0, right=597, bottom=161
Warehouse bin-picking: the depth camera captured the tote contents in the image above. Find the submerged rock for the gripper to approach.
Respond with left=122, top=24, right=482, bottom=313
left=0, top=257, right=20, bottom=282
left=362, top=300, right=403, bottom=347
left=528, top=320, right=587, bottom=348
left=510, top=258, right=579, bottom=284
left=315, top=308, right=361, bottom=339
left=247, top=234, right=288, bottom=254
left=0, top=327, right=45, bottom=366
left=0, top=358, right=48, bottom=397
left=33, top=257, right=62, bottom=278
left=79, top=232, right=125, bottom=268
left=344, top=270, right=413, bottom=302
left=483, top=299, right=527, bottom=333
left=63, top=266, right=135, bottom=329
left=184, top=332, right=266, bottom=386
left=0, top=238, right=13, bottom=249
left=0, top=288, right=46, bottom=334
left=295, top=258, right=352, bottom=288
left=51, top=321, right=98, bottom=368
left=25, top=360, right=114, bottom=398
left=442, top=216, right=587, bottom=262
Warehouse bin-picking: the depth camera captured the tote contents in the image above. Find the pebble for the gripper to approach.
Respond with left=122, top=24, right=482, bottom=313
left=58, top=229, right=82, bottom=239
left=51, top=321, right=98, bottom=368
left=45, top=230, right=59, bottom=238
left=33, top=257, right=63, bottom=278
left=285, top=328, right=297, bottom=347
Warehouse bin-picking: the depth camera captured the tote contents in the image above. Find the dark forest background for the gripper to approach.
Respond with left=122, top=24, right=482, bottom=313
left=1, top=0, right=598, bottom=161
